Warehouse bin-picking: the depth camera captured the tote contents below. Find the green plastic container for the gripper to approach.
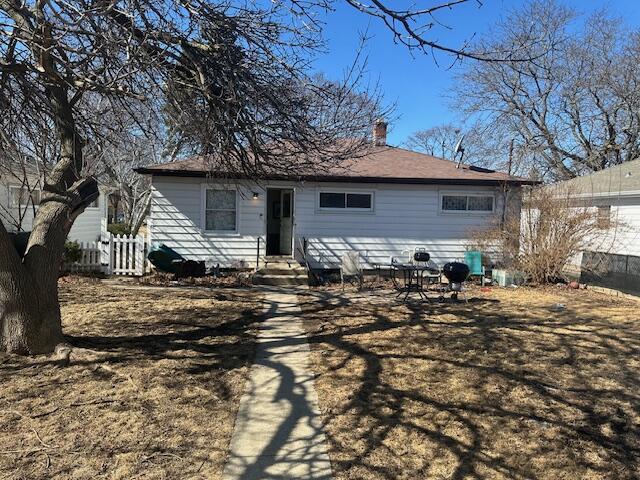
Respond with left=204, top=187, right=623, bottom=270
left=147, top=244, right=184, bottom=273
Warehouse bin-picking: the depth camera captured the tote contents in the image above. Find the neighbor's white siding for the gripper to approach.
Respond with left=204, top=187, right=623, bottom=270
left=566, top=196, right=640, bottom=269
left=0, top=179, right=107, bottom=243
left=0, top=180, right=37, bottom=232
left=68, top=196, right=108, bottom=242
left=151, top=177, right=514, bottom=268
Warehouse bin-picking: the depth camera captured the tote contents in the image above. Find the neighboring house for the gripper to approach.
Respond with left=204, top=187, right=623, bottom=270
left=137, top=124, right=535, bottom=269
left=0, top=176, right=108, bottom=243
left=549, top=158, right=640, bottom=292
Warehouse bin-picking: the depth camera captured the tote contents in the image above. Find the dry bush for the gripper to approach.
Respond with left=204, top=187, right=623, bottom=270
left=473, top=186, right=618, bottom=284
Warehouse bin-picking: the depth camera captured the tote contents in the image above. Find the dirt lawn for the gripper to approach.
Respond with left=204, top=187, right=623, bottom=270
left=300, top=286, right=640, bottom=480
left=0, top=278, right=263, bottom=480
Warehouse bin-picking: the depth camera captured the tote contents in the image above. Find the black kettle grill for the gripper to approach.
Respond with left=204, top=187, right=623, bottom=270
left=413, top=251, right=430, bottom=263
left=440, top=262, right=470, bottom=301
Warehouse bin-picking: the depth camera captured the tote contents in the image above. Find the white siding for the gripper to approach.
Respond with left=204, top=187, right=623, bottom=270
left=68, top=196, right=108, bottom=242
left=296, top=182, right=509, bottom=268
left=151, top=177, right=513, bottom=269
left=566, top=196, right=640, bottom=269
left=603, top=199, right=640, bottom=257
left=0, top=181, right=36, bottom=232
left=0, top=179, right=107, bottom=243
left=150, top=177, right=265, bottom=267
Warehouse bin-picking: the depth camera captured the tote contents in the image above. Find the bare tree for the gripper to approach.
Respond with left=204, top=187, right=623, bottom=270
left=85, top=102, right=165, bottom=237
left=404, top=122, right=502, bottom=168
left=103, top=156, right=156, bottom=238
left=343, top=0, right=537, bottom=62
left=405, top=124, right=462, bottom=159
left=0, top=0, right=389, bottom=354
left=455, top=0, right=640, bottom=181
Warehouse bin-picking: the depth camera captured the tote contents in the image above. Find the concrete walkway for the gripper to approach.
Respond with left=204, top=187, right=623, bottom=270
left=222, top=289, right=332, bottom=480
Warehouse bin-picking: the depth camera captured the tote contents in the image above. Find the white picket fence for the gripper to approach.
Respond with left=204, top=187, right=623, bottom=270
left=66, top=241, right=104, bottom=273
left=108, top=234, right=145, bottom=276
left=66, top=233, right=147, bottom=276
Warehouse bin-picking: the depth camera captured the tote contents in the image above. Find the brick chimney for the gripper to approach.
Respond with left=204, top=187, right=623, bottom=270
left=373, top=119, right=388, bottom=146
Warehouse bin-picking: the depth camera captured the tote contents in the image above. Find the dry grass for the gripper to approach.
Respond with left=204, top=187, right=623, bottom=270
left=0, top=277, right=263, bottom=480
left=300, top=286, right=640, bottom=480
left=137, top=272, right=253, bottom=289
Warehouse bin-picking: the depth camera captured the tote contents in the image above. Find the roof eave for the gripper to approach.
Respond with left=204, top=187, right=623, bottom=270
left=135, top=167, right=538, bottom=186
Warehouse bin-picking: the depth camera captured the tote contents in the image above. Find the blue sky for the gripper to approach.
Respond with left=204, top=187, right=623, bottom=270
left=312, top=0, right=640, bottom=145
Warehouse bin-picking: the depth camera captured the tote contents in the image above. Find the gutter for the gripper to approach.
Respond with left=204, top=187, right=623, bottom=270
left=134, top=168, right=540, bottom=187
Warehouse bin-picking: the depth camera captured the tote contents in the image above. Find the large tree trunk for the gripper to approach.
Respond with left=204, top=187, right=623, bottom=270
left=0, top=82, right=97, bottom=354
left=0, top=220, right=64, bottom=354
left=0, top=178, right=97, bottom=354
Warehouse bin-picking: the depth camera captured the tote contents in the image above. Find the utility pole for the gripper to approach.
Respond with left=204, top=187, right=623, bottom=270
left=501, top=139, right=515, bottom=227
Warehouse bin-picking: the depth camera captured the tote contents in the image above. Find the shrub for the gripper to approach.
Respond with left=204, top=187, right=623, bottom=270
left=63, top=241, right=82, bottom=264
left=108, top=222, right=131, bottom=236
left=472, top=186, right=619, bottom=284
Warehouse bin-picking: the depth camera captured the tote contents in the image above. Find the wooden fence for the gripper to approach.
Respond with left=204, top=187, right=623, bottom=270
left=65, top=241, right=103, bottom=273
left=65, top=233, right=147, bottom=276
left=108, top=234, right=145, bottom=276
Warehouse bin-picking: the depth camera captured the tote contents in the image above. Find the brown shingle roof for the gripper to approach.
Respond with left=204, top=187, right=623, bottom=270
left=136, top=145, right=536, bottom=186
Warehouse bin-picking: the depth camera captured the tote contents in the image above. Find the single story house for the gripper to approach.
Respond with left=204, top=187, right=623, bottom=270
left=550, top=158, right=640, bottom=293
left=137, top=124, right=536, bottom=270
left=0, top=175, right=109, bottom=243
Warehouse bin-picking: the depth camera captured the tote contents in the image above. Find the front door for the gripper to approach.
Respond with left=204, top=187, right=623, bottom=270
left=266, top=188, right=294, bottom=256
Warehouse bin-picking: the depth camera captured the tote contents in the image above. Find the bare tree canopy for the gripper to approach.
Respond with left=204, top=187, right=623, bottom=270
left=406, top=124, right=462, bottom=159
left=0, top=0, right=391, bottom=354
left=86, top=102, right=165, bottom=237
left=454, top=0, right=640, bottom=181
left=405, top=123, right=501, bottom=169
left=343, top=0, right=538, bottom=61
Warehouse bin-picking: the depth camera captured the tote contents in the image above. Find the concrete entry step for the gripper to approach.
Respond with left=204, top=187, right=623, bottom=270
left=257, top=267, right=307, bottom=276
left=254, top=259, right=309, bottom=286
left=253, top=273, right=309, bottom=287
left=263, top=257, right=299, bottom=267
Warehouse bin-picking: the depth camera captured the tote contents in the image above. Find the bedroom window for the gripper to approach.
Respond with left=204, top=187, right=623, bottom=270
left=10, top=186, right=41, bottom=207
left=318, top=192, right=373, bottom=211
left=441, top=194, right=494, bottom=213
left=205, top=189, right=237, bottom=231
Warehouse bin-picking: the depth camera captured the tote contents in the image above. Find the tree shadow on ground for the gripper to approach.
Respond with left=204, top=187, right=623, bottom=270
left=0, top=282, right=264, bottom=480
left=298, top=287, right=640, bottom=480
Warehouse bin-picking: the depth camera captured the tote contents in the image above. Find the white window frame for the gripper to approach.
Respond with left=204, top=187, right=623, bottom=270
left=201, top=185, right=239, bottom=234
left=439, top=191, right=495, bottom=215
left=9, top=185, right=41, bottom=208
left=86, top=194, right=100, bottom=209
left=317, top=189, right=375, bottom=213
